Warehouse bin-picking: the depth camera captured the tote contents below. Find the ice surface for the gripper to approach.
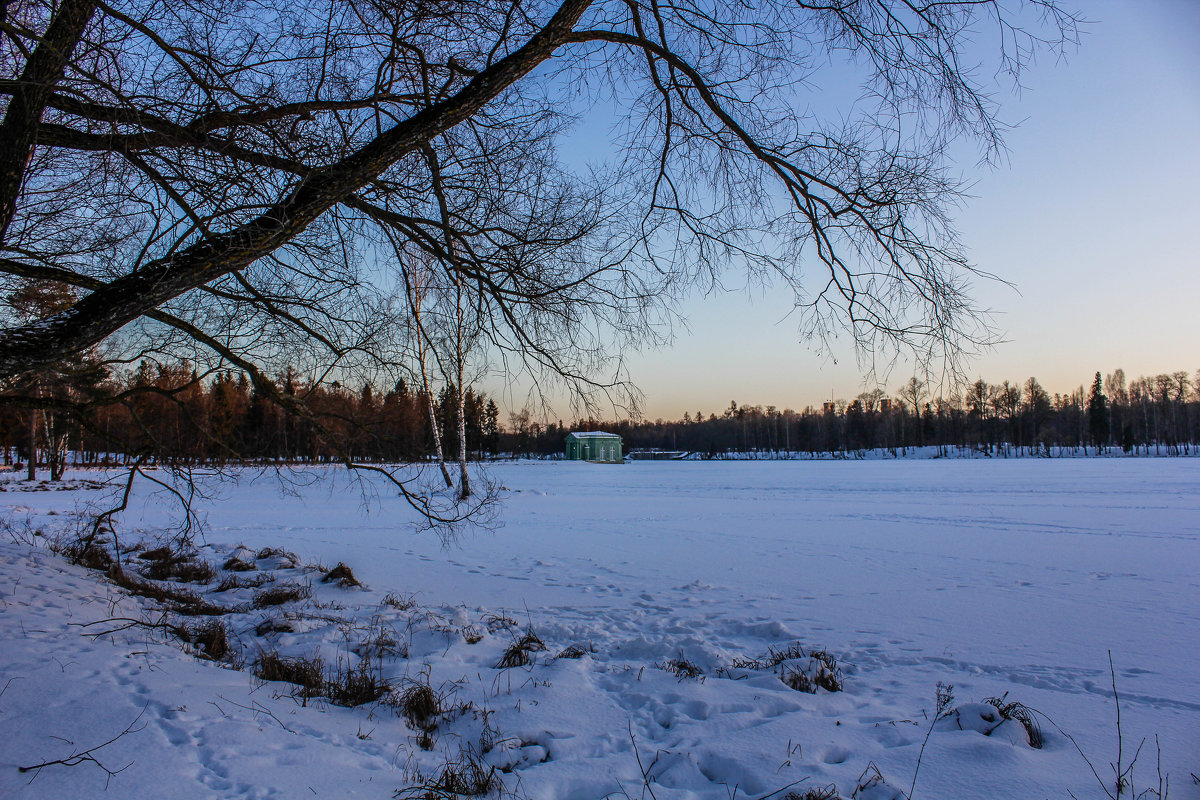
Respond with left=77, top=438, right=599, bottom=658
left=1, top=459, right=1197, bottom=799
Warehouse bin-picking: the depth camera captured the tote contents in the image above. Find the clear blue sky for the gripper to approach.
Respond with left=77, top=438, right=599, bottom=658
left=496, top=1, right=1200, bottom=421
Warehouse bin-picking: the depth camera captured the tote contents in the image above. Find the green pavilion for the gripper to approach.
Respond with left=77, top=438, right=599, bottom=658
left=564, top=431, right=623, bottom=462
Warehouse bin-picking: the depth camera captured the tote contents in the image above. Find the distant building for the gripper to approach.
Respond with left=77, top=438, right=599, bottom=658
left=823, top=402, right=838, bottom=414
left=565, top=431, right=623, bottom=462
left=879, top=398, right=892, bottom=411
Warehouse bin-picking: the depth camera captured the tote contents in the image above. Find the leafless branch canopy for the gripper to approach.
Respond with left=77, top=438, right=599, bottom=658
left=0, top=0, right=1079, bottom=400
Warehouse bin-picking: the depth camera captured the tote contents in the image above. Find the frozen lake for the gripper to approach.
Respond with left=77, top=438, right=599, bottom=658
left=3, top=457, right=1197, bottom=798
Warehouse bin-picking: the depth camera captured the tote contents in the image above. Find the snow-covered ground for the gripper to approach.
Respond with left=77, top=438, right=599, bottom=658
left=1, top=459, right=1197, bottom=799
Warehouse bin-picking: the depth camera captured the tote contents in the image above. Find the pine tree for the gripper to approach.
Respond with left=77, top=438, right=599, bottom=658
left=1087, top=371, right=1110, bottom=453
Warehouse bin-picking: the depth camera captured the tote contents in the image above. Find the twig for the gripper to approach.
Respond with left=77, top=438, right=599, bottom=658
left=216, top=694, right=296, bottom=734
left=910, top=681, right=954, bottom=799
left=627, top=722, right=660, bottom=800
left=19, top=703, right=148, bottom=789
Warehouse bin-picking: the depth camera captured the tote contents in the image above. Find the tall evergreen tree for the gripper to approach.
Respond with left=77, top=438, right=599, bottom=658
left=1087, top=371, right=1110, bottom=453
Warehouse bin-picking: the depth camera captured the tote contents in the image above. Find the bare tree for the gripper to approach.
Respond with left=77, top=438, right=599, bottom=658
left=0, top=0, right=1080, bottom=526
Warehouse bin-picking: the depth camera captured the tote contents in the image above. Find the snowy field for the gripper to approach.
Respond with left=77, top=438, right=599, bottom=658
left=1, top=459, right=1197, bottom=799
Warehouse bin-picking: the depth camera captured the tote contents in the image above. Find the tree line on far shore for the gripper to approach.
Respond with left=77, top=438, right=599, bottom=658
left=581, top=370, right=1199, bottom=459
left=3, top=359, right=1197, bottom=479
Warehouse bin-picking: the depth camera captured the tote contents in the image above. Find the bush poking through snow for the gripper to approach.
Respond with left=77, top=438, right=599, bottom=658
left=321, top=562, right=362, bottom=587
left=254, top=651, right=324, bottom=700
left=495, top=629, right=546, bottom=669
left=252, top=583, right=311, bottom=608
left=781, top=650, right=844, bottom=693
left=137, top=546, right=172, bottom=562
left=62, top=541, right=114, bottom=571
left=984, top=693, right=1043, bottom=749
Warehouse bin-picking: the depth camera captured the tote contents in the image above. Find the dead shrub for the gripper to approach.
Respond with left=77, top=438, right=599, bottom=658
left=62, top=541, right=114, bottom=571
left=326, top=660, right=391, bottom=707
left=495, top=629, right=546, bottom=669
left=254, top=651, right=324, bottom=699
left=252, top=583, right=311, bottom=609
left=984, top=693, right=1043, bottom=749
left=461, top=625, right=483, bottom=645
left=137, top=546, right=172, bottom=562
left=321, top=562, right=362, bottom=587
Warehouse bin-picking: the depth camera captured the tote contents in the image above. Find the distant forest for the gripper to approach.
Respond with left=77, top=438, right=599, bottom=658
left=3, top=363, right=1198, bottom=477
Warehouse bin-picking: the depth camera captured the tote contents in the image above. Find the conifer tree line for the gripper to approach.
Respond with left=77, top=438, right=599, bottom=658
left=0, top=357, right=501, bottom=477
left=3, top=363, right=1198, bottom=475
left=586, top=371, right=1200, bottom=459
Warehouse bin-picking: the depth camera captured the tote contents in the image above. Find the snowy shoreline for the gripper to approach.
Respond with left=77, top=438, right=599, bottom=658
left=2, top=460, right=1197, bottom=799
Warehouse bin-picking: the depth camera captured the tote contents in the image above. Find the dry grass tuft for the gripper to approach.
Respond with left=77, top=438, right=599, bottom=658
left=254, top=651, right=324, bottom=699
left=215, top=572, right=275, bottom=592
left=397, top=679, right=442, bottom=732
left=382, top=592, right=417, bottom=611
left=326, top=660, right=390, bottom=707
left=783, top=785, right=842, bottom=800
left=495, top=629, right=546, bottom=669
left=395, top=748, right=499, bottom=799
left=62, top=541, right=114, bottom=571
left=252, top=583, right=311, bottom=608
left=186, top=620, right=232, bottom=662
left=321, top=562, right=362, bottom=587
left=256, top=547, right=299, bottom=567
left=223, top=555, right=257, bottom=572
left=137, top=546, right=173, bottom=562
left=781, top=650, right=843, bottom=694
left=553, top=643, right=594, bottom=660
left=984, top=693, right=1043, bottom=749
left=254, top=617, right=295, bottom=636
left=107, top=566, right=233, bottom=615
left=143, top=553, right=216, bottom=584
left=483, top=613, right=517, bottom=633
left=659, top=656, right=704, bottom=680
